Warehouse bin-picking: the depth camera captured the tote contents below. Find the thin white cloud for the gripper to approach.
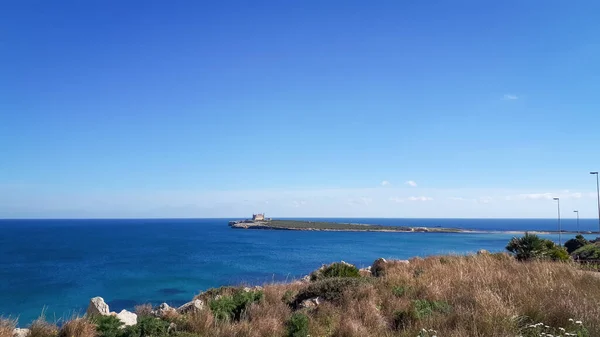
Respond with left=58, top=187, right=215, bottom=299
left=390, top=196, right=433, bottom=203
left=292, top=200, right=307, bottom=207
left=449, top=197, right=468, bottom=201
left=503, top=94, right=518, bottom=100
left=510, top=191, right=593, bottom=201
left=478, top=196, right=493, bottom=204
left=405, top=180, right=418, bottom=187
left=380, top=180, right=390, bottom=187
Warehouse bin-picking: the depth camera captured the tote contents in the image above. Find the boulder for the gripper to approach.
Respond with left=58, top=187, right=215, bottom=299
left=298, top=297, right=321, bottom=309
left=153, top=303, right=176, bottom=317
left=371, top=258, right=409, bottom=277
left=86, top=297, right=110, bottom=316
left=177, top=299, right=204, bottom=314
left=13, top=328, right=30, bottom=337
left=116, top=310, right=137, bottom=326
left=358, top=266, right=372, bottom=277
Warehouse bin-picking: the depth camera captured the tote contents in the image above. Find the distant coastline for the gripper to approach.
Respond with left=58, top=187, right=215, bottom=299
left=228, top=218, right=593, bottom=235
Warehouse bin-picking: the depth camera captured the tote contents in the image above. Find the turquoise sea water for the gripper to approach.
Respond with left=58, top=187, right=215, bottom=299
left=0, top=218, right=597, bottom=325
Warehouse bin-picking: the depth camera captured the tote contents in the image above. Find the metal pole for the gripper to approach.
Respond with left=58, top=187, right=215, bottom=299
left=558, top=199, right=561, bottom=245
left=554, top=197, right=561, bottom=245
left=596, top=173, right=600, bottom=235
left=574, top=210, right=580, bottom=234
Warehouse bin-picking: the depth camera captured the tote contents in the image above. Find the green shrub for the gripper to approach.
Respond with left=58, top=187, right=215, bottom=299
left=310, top=262, right=360, bottom=281
left=392, top=286, right=409, bottom=297
left=292, top=277, right=367, bottom=308
left=572, top=244, right=600, bottom=261
left=319, top=263, right=360, bottom=279
left=565, top=235, right=590, bottom=254
left=548, top=246, right=570, bottom=261
left=281, top=290, right=295, bottom=305
left=286, top=313, right=309, bottom=337
left=94, top=316, right=123, bottom=337
left=506, top=233, right=562, bottom=261
left=413, top=300, right=451, bottom=318
left=124, top=316, right=169, bottom=337
left=209, top=290, right=263, bottom=321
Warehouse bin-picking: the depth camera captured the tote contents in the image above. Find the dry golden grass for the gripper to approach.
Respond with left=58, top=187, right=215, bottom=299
left=0, top=317, right=17, bottom=337
left=28, top=317, right=57, bottom=337
left=160, top=309, right=181, bottom=323
left=182, top=309, right=214, bottom=335
left=197, top=254, right=600, bottom=336
left=58, top=318, right=95, bottom=337
left=134, top=304, right=153, bottom=317
left=24, top=253, right=600, bottom=337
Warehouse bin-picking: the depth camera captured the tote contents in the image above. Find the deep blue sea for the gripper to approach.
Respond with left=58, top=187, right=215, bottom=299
left=1, top=218, right=598, bottom=326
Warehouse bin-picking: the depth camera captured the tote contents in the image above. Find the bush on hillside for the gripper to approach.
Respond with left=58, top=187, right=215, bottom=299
left=309, top=262, right=360, bottom=281
left=319, top=263, right=360, bottom=279
left=506, top=233, right=566, bottom=261
left=572, top=244, right=600, bottom=261
left=547, top=246, right=570, bottom=261
left=565, top=235, right=590, bottom=254
left=93, top=316, right=123, bottom=337
left=123, top=316, right=169, bottom=337
left=209, top=289, right=263, bottom=321
left=286, top=313, right=309, bottom=337
left=292, top=277, right=367, bottom=308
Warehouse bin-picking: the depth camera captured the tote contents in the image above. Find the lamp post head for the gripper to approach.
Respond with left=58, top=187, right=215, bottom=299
left=574, top=210, right=578, bottom=213
left=553, top=197, right=559, bottom=201
left=591, top=172, right=598, bottom=175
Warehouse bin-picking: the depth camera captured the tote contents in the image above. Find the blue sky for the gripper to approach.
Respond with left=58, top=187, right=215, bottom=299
left=1, top=1, right=600, bottom=218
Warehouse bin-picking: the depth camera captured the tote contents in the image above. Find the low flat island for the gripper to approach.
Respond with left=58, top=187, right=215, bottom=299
left=229, top=217, right=465, bottom=233
left=229, top=214, right=593, bottom=234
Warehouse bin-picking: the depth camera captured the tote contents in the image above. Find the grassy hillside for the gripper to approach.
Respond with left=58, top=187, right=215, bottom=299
left=3, top=253, right=600, bottom=337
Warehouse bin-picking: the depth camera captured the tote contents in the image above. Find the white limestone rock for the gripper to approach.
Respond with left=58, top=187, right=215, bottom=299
left=116, top=310, right=137, bottom=326
left=86, top=297, right=110, bottom=316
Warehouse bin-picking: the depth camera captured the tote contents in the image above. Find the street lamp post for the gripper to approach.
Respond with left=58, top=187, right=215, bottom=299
left=574, top=210, right=580, bottom=234
left=591, top=172, right=600, bottom=235
left=553, top=197, right=562, bottom=245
